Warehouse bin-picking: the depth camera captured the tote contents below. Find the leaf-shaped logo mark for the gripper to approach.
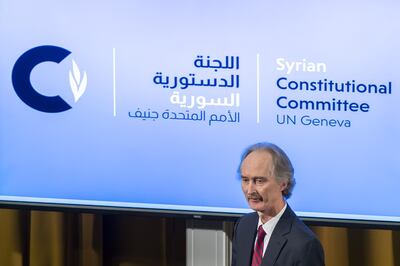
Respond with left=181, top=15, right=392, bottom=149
left=69, top=59, right=87, bottom=102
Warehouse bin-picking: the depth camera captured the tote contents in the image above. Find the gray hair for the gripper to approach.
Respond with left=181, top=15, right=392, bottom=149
left=238, top=142, right=296, bottom=199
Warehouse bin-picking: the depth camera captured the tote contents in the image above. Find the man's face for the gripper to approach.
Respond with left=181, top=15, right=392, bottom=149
left=240, top=150, right=287, bottom=214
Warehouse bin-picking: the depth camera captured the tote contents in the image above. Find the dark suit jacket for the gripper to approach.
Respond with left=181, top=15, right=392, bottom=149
left=231, top=205, right=324, bottom=266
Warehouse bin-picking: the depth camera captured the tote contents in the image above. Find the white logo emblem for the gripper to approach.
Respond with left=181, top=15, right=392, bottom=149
left=69, top=59, right=87, bottom=102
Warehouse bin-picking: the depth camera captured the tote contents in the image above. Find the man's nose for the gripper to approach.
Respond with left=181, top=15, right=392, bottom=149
left=247, top=181, right=256, bottom=193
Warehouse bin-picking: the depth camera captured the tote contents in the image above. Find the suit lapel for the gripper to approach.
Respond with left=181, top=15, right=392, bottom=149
left=242, top=213, right=259, bottom=266
left=261, top=206, right=294, bottom=266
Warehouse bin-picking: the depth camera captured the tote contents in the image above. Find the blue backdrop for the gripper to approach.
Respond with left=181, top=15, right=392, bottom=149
left=0, top=0, right=399, bottom=222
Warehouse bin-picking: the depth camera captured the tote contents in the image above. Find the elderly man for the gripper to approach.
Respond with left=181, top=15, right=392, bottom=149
left=231, top=142, right=325, bottom=266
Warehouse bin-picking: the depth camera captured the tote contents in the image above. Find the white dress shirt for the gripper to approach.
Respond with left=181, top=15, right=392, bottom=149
left=256, top=203, right=287, bottom=255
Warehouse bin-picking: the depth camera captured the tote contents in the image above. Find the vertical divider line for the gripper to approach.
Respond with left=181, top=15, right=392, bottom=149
left=113, top=48, right=116, bottom=117
left=256, top=54, right=260, bottom=123
left=191, top=228, right=194, bottom=266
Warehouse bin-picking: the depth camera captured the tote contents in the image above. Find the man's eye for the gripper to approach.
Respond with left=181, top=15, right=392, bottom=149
left=255, top=178, right=265, bottom=184
left=242, top=178, right=249, bottom=183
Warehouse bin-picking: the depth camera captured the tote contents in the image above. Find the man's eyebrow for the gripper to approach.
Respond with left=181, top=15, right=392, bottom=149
left=241, top=176, right=267, bottom=179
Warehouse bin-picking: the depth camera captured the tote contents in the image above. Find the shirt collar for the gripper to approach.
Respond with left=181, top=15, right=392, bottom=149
left=257, top=203, right=287, bottom=236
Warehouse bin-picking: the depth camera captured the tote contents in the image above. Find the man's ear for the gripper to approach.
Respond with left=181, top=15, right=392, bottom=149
left=280, top=179, right=288, bottom=192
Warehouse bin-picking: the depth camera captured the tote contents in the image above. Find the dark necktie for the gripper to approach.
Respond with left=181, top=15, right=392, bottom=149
left=251, top=225, right=266, bottom=266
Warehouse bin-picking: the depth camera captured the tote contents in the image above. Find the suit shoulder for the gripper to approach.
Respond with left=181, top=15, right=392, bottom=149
left=235, top=212, right=258, bottom=227
left=234, top=212, right=258, bottom=233
left=284, top=216, right=325, bottom=264
left=282, top=206, right=319, bottom=241
left=290, top=216, right=319, bottom=240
